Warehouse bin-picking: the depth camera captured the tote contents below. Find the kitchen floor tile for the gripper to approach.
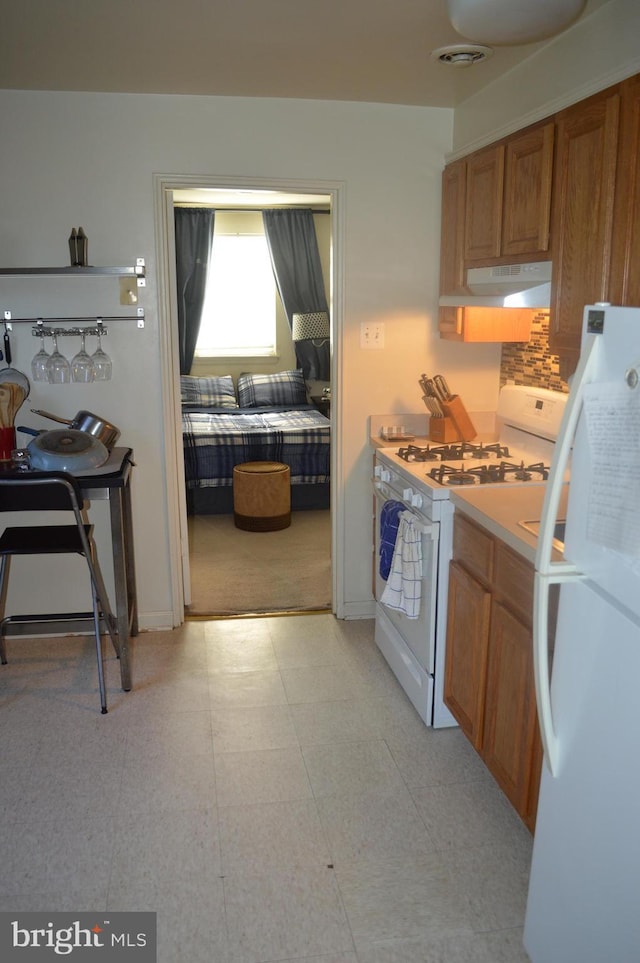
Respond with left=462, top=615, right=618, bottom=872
left=411, top=774, right=532, bottom=852
left=335, top=853, right=470, bottom=947
left=0, top=612, right=535, bottom=963
left=281, top=663, right=368, bottom=704
left=384, top=720, right=490, bottom=788
left=109, top=808, right=222, bottom=892
left=271, top=626, right=353, bottom=669
left=355, top=927, right=531, bottom=962
left=2, top=813, right=115, bottom=895
left=209, top=668, right=288, bottom=707
left=316, top=787, right=437, bottom=869
left=214, top=746, right=313, bottom=807
left=211, top=703, right=298, bottom=753
left=223, top=866, right=354, bottom=963
left=118, top=749, right=216, bottom=816
left=289, top=698, right=385, bottom=747
left=443, top=838, right=533, bottom=932
left=218, top=798, right=329, bottom=874
left=302, top=738, right=407, bottom=798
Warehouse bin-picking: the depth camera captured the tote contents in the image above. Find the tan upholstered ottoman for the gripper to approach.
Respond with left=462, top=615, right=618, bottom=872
left=233, top=462, right=291, bottom=531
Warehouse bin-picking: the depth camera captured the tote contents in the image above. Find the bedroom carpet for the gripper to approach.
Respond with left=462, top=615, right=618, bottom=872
left=186, top=509, right=331, bottom=616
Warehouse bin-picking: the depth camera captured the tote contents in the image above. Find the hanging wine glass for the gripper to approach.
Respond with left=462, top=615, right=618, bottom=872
left=46, top=332, right=71, bottom=384
left=91, top=325, right=112, bottom=381
left=71, top=331, right=95, bottom=383
left=31, top=331, right=50, bottom=382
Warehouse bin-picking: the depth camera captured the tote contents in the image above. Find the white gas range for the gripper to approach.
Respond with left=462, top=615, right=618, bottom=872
left=372, top=384, right=567, bottom=728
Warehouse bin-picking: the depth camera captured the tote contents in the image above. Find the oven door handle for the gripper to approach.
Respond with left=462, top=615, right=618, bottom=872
left=373, top=482, right=436, bottom=538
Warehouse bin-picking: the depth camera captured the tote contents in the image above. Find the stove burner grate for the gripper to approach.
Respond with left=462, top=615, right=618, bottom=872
left=397, top=444, right=440, bottom=462
left=398, top=442, right=510, bottom=462
left=428, top=460, right=550, bottom=486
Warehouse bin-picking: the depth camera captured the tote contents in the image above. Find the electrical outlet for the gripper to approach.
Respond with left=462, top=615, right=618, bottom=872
left=360, top=322, right=385, bottom=348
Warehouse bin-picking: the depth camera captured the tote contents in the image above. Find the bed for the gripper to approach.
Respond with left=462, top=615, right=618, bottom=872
left=181, top=371, right=330, bottom=515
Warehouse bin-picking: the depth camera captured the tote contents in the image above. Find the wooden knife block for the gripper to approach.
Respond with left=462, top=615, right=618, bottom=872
left=429, top=417, right=460, bottom=443
left=441, top=396, right=477, bottom=442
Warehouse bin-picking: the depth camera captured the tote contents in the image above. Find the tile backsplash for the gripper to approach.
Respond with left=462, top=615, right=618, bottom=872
left=500, top=312, right=568, bottom=393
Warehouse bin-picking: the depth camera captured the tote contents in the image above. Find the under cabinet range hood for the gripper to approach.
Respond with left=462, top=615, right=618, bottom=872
left=439, top=261, right=552, bottom=309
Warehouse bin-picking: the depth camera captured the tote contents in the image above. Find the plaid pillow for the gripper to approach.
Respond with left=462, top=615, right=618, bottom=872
left=180, top=375, right=238, bottom=408
left=237, top=370, right=307, bottom=407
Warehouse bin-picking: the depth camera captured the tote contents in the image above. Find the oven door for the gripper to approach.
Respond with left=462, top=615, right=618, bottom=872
left=373, top=480, right=439, bottom=672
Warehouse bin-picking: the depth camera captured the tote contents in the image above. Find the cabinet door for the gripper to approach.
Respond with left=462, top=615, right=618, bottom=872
left=611, top=74, right=640, bottom=306
left=439, top=159, right=467, bottom=295
left=502, top=122, right=554, bottom=256
left=444, top=560, right=491, bottom=749
left=483, top=600, right=539, bottom=816
left=550, top=87, right=620, bottom=372
left=464, top=144, right=504, bottom=261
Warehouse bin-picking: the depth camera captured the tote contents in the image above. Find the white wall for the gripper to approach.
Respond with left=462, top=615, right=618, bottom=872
left=0, top=90, right=503, bottom=626
left=452, top=0, right=640, bottom=156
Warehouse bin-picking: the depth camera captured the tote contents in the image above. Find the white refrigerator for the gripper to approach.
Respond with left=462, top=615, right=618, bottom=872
left=524, top=304, right=640, bottom=962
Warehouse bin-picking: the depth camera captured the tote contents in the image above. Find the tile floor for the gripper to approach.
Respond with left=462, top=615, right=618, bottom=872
left=0, top=613, right=533, bottom=962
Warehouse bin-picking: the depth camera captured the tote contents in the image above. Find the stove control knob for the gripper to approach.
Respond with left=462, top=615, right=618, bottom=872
left=379, top=468, right=391, bottom=482
left=402, top=487, right=413, bottom=501
left=411, top=492, right=423, bottom=509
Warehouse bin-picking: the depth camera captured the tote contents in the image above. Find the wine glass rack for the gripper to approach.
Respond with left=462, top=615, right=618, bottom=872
left=3, top=309, right=145, bottom=330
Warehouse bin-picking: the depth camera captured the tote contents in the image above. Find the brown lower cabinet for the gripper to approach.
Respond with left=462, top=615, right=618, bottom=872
left=444, top=512, right=546, bottom=831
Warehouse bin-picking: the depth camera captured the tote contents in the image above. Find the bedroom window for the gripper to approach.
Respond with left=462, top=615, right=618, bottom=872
left=195, top=220, right=277, bottom=358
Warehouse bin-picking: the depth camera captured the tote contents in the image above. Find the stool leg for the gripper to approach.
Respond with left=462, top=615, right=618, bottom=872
left=0, top=556, right=10, bottom=665
left=86, top=541, right=121, bottom=660
left=90, top=582, right=108, bottom=714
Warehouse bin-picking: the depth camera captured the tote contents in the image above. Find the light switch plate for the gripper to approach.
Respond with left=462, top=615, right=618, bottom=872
left=360, top=322, right=384, bottom=348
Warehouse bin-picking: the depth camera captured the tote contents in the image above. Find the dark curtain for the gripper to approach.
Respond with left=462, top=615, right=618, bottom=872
left=262, top=208, right=330, bottom=382
left=174, top=208, right=215, bottom=374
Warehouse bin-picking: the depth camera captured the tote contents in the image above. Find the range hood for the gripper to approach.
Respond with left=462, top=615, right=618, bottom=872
left=439, top=261, right=552, bottom=308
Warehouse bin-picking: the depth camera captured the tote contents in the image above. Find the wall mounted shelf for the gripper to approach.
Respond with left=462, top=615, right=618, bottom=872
left=0, top=258, right=146, bottom=327
left=0, top=258, right=146, bottom=282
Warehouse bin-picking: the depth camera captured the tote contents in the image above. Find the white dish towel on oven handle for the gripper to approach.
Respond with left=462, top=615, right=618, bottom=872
left=380, top=510, right=423, bottom=618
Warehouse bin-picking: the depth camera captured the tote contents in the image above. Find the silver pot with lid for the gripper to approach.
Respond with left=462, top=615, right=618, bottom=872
left=31, top=408, right=120, bottom=450
left=27, top=428, right=109, bottom=472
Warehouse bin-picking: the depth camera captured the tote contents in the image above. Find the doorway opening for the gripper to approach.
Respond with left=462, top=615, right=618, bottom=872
left=153, top=175, right=341, bottom=622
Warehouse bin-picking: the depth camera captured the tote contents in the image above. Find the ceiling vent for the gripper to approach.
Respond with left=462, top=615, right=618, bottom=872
left=431, top=44, right=494, bottom=68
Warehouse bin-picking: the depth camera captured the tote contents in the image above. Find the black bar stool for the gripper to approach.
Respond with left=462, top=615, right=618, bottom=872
left=0, top=471, right=121, bottom=713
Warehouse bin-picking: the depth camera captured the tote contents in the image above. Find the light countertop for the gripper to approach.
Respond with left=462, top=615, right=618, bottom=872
left=369, top=410, right=497, bottom=449
left=449, top=483, right=569, bottom=564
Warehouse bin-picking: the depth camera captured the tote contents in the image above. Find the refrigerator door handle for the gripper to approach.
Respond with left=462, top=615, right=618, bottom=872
left=533, top=330, right=599, bottom=777
left=533, top=568, right=585, bottom=777
left=534, top=571, right=559, bottom=775
left=535, top=333, right=599, bottom=576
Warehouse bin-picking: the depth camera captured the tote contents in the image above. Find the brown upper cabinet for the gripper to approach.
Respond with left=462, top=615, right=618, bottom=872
left=438, top=122, right=553, bottom=343
left=464, top=143, right=505, bottom=261
left=502, top=123, right=555, bottom=257
left=548, top=86, right=621, bottom=374
left=439, top=158, right=467, bottom=297
left=610, top=74, right=640, bottom=307
left=464, top=122, right=554, bottom=264
left=439, top=72, right=640, bottom=362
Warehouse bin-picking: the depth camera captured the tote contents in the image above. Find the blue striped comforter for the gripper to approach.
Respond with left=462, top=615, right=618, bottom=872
left=182, top=405, right=330, bottom=488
